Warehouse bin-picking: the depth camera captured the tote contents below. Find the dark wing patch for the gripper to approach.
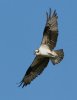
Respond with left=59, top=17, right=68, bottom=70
left=41, top=9, right=58, bottom=49
left=19, top=56, right=49, bottom=87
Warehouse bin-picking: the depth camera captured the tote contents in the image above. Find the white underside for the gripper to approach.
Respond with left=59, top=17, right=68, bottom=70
left=39, top=45, right=57, bottom=57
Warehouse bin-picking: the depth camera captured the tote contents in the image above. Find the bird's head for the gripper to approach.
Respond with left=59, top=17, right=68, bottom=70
left=34, top=49, right=40, bottom=55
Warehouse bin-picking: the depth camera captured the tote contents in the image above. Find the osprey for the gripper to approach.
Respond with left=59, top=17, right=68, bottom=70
left=19, top=9, right=64, bottom=87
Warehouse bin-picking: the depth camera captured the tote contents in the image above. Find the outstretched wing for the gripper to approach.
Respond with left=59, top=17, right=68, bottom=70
left=19, top=56, right=49, bottom=87
left=41, top=9, right=58, bottom=49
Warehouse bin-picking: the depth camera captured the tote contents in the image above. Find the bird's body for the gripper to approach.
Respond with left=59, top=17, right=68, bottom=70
left=36, top=45, right=57, bottom=57
left=19, top=8, right=64, bottom=87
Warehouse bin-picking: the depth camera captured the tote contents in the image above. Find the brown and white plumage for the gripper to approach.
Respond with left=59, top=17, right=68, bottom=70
left=42, top=9, right=58, bottom=49
left=19, top=56, right=49, bottom=87
left=19, top=8, right=64, bottom=87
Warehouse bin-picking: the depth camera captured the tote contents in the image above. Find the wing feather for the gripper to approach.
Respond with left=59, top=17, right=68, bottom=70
left=41, top=9, right=58, bottom=49
left=19, top=56, right=49, bottom=87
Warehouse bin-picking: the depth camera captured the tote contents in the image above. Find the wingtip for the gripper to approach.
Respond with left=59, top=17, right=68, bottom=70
left=53, top=10, right=58, bottom=18
left=46, top=8, right=57, bottom=19
left=18, top=79, right=31, bottom=88
left=49, top=8, right=52, bottom=18
left=46, top=11, right=48, bottom=21
left=18, top=81, right=22, bottom=87
left=46, top=8, right=52, bottom=22
left=18, top=80, right=25, bottom=88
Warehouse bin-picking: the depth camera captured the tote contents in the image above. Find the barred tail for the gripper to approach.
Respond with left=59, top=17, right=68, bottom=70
left=51, top=49, right=64, bottom=65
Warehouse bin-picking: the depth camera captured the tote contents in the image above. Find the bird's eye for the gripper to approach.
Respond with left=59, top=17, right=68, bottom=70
left=36, top=50, right=39, bottom=53
left=37, top=50, right=39, bottom=53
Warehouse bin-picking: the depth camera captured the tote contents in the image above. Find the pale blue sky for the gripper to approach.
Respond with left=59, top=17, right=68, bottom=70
left=0, top=0, right=77, bottom=100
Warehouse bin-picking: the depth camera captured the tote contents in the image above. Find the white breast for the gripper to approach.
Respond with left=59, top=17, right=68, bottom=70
left=39, top=45, right=57, bottom=57
left=39, top=45, right=51, bottom=56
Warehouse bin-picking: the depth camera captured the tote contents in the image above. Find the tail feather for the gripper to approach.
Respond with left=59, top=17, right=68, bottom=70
left=51, top=49, right=64, bottom=65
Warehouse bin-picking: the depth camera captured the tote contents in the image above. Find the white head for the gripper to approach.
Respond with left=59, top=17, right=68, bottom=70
left=34, top=49, right=40, bottom=55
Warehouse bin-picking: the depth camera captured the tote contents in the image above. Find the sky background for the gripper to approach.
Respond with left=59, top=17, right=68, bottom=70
left=0, top=0, right=77, bottom=100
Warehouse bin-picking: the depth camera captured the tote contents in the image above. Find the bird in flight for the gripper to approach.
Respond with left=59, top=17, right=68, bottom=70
left=19, top=8, right=64, bottom=88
